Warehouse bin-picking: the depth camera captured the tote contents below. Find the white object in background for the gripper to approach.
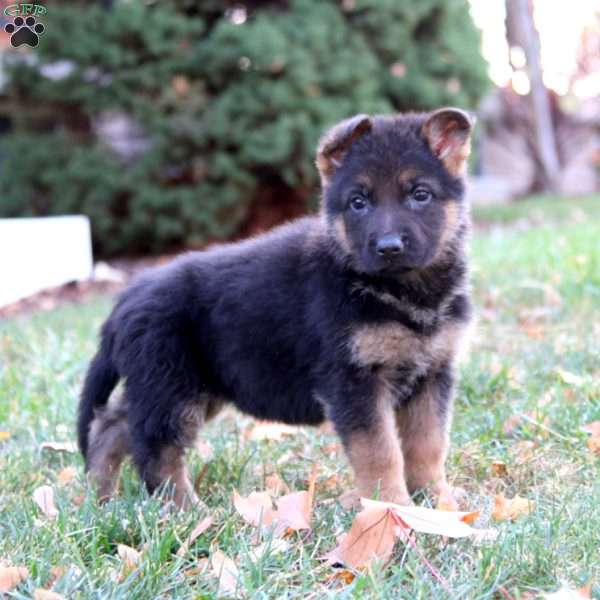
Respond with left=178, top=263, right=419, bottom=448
left=0, top=216, right=93, bottom=307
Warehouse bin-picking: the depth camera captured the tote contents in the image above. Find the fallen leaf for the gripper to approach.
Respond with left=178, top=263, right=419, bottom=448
left=555, top=368, right=585, bottom=387
left=33, top=485, right=59, bottom=519
left=324, top=569, right=356, bottom=586
left=580, top=420, right=600, bottom=454
left=248, top=422, right=296, bottom=441
left=57, top=467, right=77, bottom=486
left=210, top=550, right=240, bottom=597
left=265, top=473, right=290, bottom=496
left=45, top=566, right=66, bottom=589
left=510, top=440, right=537, bottom=463
left=195, top=439, right=214, bottom=461
left=34, top=590, right=66, bottom=600
left=363, top=499, right=478, bottom=538
left=177, top=515, right=215, bottom=557
left=491, top=461, right=508, bottom=477
left=233, top=490, right=276, bottom=528
left=40, top=441, right=77, bottom=453
left=0, top=431, right=11, bottom=442
left=542, top=581, right=592, bottom=599
left=492, top=493, right=535, bottom=521
left=274, top=464, right=317, bottom=536
left=0, top=566, right=29, bottom=592
left=117, top=544, right=141, bottom=574
left=323, top=503, right=406, bottom=568
left=183, top=557, right=210, bottom=578
left=581, top=421, right=600, bottom=436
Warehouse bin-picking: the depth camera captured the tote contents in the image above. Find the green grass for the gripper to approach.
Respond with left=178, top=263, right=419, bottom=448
left=1, top=196, right=599, bottom=599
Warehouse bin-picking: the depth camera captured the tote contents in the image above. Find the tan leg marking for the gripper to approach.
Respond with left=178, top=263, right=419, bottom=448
left=396, top=383, right=453, bottom=500
left=153, top=445, right=199, bottom=510
left=87, top=407, right=130, bottom=501
left=345, top=392, right=411, bottom=505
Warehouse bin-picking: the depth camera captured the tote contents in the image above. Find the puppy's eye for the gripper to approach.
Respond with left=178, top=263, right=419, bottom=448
left=349, top=195, right=368, bottom=212
left=412, top=187, right=432, bottom=204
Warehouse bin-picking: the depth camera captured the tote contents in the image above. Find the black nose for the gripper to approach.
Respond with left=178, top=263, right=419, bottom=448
left=376, top=233, right=405, bottom=258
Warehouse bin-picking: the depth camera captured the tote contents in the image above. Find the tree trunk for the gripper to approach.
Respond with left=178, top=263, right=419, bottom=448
left=505, top=0, right=560, bottom=192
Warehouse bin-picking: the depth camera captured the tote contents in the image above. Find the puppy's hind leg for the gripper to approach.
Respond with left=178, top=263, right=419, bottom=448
left=86, top=402, right=131, bottom=501
left=125, top=379, right=205, bottom=510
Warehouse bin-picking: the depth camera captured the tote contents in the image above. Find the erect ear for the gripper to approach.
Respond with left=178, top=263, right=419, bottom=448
left=422, top=108, right=475, bottom=176
left=316, top=114, right=372, bottom=183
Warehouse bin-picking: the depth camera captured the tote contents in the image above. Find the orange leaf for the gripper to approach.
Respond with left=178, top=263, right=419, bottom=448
left=323, top=503, right=406, bottom=568
left=57, top=467, right=77, bottom=486
left=34, top=590, right=66, bottom=600
left=492, top=493, right=535, bottom=521
left=117, top=544, right=141, bottom=574
left=0, top=566, right=29, bottom=592
left=33, top=485, right=59, bottom=519
left=233, top=490, right=276, bottom=528
left=491, top=461, right=508, bottom=477
left=210, top=550, right=240, bottom=597
left=0, top=431, right=11, bottom=442
left=177, top=515, right=215, bottom=557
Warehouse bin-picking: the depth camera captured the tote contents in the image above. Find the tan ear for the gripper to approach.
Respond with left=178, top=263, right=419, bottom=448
left=422, top=108, right=474, bottom=176
left=316, top=114, right=372, bottom=183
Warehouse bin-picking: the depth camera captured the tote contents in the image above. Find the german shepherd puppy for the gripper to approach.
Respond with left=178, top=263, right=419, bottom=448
left=78, top=108, right=474, bottom=509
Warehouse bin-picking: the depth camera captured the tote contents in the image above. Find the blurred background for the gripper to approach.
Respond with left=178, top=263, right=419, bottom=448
left=0, top=0, right=598, bottom=306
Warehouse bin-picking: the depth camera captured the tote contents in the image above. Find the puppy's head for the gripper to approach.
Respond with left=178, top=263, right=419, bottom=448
left=317, top=108, right=474, bottom=275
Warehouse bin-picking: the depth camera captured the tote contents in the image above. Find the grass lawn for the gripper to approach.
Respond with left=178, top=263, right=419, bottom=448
left=1, top=195, right=599, bottom=599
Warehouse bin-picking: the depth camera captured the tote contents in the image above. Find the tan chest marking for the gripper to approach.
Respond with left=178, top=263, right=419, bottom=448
left=349, top=321, right=466, bottom=369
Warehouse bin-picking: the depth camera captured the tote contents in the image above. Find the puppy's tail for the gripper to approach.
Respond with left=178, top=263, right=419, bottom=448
left=77, top=333, right=119, bottom=462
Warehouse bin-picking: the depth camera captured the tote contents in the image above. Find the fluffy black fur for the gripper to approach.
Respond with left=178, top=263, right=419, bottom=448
left=78, top=108, right=473, bottom=504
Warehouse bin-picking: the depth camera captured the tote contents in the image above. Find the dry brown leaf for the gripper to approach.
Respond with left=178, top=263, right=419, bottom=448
left=34, top=589, right=66, bottom=600
left=511, top=440, right=537, bottom=463
left=492, top=493, right=535, bottom=521
left=33, top=485, right=59, bottom=519
left=40, top=441, right=77, bottom=453
left=210, top=550, right=240, bottom=597
left=0, top=566, right=29, bottom=592
left=248, top=422, right=296, bottom=441
left=57, top=467, right=77, bottom=486
left=582, top=421, right=600, bottom=436
left=274, top=464, right=317, bottom=536
left=324, top=569, right=356, bottom=586
left=323, top=503, right=406, bottom=568
left=542, top=581, right=592, bottom=599
left=183, top=557, right=210, bottom=578
left=491, top=461, right=508, bottom=477
left=233, top=490, right=276, bottom=528
left=582, top=421, right=600, bottom=453
left=362, top=499, right=478, bottom=538
left=265, top=473, right=290, bottom=496
left=45, top=566, right=67, bottom=589
left=0, top=431, right=10, bottom=442
left=195, top=439, right=214, bottom=461
left=117, top=544, right=141, bottom=574
left=177, top=515, right=215, bottom=557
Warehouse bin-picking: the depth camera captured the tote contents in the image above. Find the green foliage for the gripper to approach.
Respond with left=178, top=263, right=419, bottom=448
left=0, top=0, right=488, bottom=255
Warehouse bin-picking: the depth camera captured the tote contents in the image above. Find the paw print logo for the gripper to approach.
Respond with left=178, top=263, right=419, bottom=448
left=4, top=16, right=45, bottom=48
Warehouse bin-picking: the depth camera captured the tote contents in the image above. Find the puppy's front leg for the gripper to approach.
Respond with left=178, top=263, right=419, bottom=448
left=332, top=376, right=411, bottom=506
left=397, top=363, right=455, bottom=505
